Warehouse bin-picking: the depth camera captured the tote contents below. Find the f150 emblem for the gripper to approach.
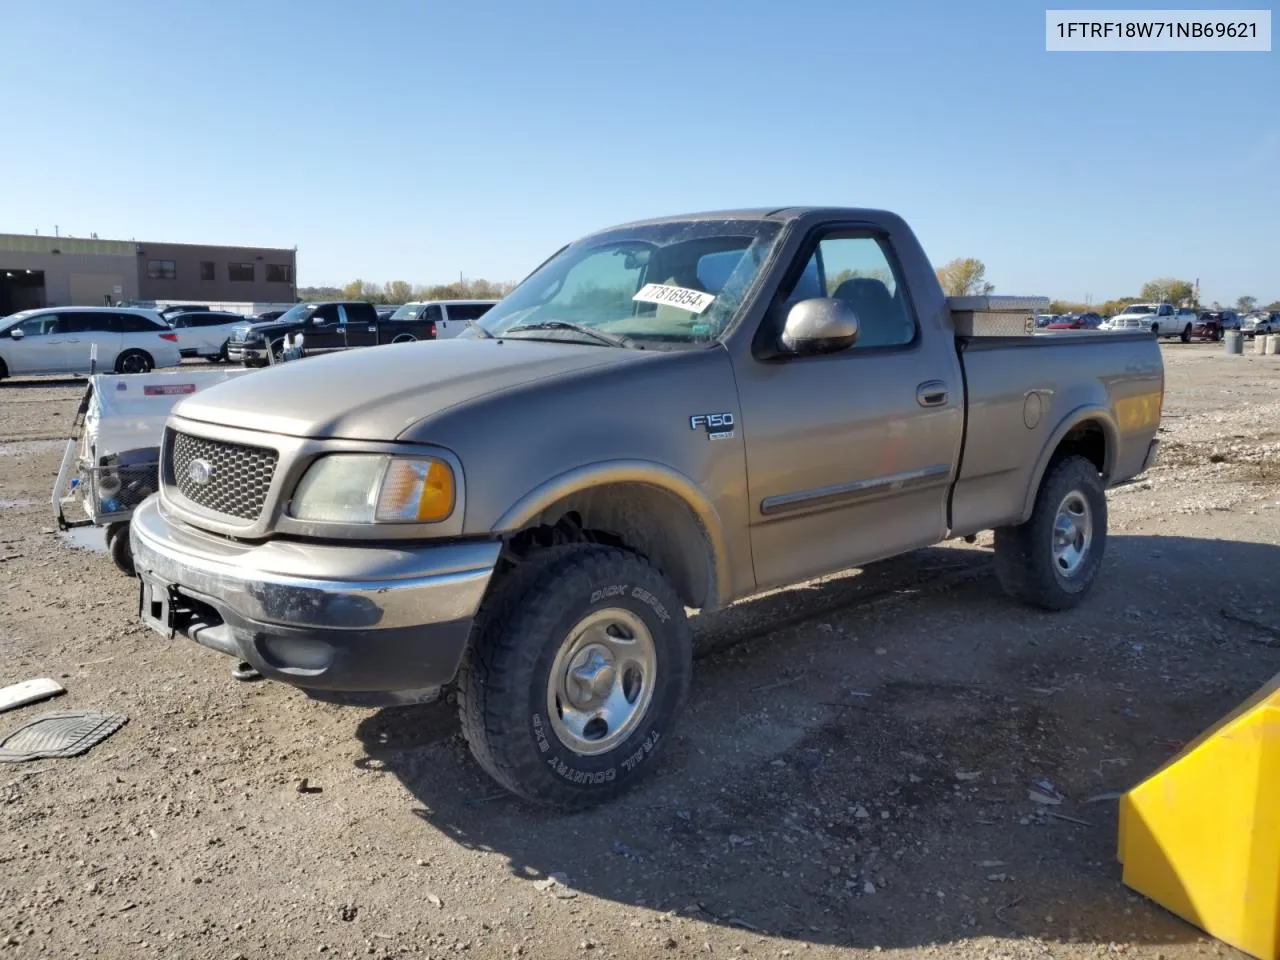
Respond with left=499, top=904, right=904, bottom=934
left=690, top=412, right=735, bottom=440
left=187, top=459, right=214, bottom=486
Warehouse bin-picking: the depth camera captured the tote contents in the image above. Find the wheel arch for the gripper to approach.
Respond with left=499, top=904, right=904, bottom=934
left=1018, top=408, right=1117, bottom=524
left=492, top=460, right=730, bottom=611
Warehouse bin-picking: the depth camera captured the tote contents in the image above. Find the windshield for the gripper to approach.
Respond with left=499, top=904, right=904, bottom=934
left=274, top=303, right=318, bottom=324
left=472, top=219, right=783, bottom=346
left=1120, top=304, right=1155, bottom=315
left=0, top=309, right=40, bottom=331
left=389, top=304, right=424, bottom=321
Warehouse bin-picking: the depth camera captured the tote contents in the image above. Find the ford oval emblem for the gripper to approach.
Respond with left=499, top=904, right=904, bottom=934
left=187, top=459, right=214, bottom=486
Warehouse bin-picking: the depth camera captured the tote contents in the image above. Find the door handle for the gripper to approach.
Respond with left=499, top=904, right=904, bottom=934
left=917, top=381, right=949, bottom=407
left=367, top=325, right=377, bottom=332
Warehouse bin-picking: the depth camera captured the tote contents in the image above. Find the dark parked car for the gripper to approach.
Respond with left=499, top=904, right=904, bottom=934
left=1192, top=311, right=1239, bottom=341
left=1047, top=312, right=1102, bottom=330
left=250, top=309, right=287, bottom=323
left=226, top=301, right=442, bottom=366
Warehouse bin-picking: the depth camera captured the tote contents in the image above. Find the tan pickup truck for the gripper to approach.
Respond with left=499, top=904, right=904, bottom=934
left=131, top=207, right=1164, bottom=807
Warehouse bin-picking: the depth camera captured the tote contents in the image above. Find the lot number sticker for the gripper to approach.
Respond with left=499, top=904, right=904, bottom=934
left=633, top=283, right=716, bottom=315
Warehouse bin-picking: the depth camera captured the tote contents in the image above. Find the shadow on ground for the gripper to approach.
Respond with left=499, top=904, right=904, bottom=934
left=356, top=535, right=1280, bottom=950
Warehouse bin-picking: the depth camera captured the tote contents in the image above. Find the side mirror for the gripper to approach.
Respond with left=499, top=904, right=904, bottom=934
left=779, top=298, right=859, bottom=355
left=310, top=317, right=329, bottom=327
left=9, top=328, right=24, bottom=340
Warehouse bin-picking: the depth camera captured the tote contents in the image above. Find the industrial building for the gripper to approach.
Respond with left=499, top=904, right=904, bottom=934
left=0, top=233, right=298, bottom=314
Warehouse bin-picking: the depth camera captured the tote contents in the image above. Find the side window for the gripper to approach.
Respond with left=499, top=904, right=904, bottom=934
left=448, top=304, right=488, bottom=323
left=115, top=312, right=161, bottom=333
left=337, top=305, right=349, bottom=326
left=1158, top=305, right=1173, bottom=316
left=64, top=312, right=108, bottom=333
left=12, top=314, right=55, bottom=337
left=309, top=304, right=338, bottom=325
left=423, top=305, right=444, bottom=324
left=778, top=234, right=915, bottom=350
left=348, top=303, right=377, bottom=323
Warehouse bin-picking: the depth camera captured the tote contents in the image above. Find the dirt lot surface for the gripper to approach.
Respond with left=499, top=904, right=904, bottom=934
left=2, top=344, right=1278, bottom=960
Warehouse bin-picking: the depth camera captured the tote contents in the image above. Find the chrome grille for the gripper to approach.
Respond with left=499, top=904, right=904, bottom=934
left=168, top=430, right=278, bottom=520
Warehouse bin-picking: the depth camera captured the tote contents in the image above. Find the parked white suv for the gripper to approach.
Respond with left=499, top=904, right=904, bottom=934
left=385, top=300, right=498, bottom=339
left=0, top=307, right=182, bottom=380
left=166, top=310, right=250, bottom=362
left=1105, top=303, right=1198, bottom=342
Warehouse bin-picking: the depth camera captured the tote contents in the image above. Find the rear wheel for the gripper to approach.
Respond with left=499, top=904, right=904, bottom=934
left=115, top=350, right=154, bottom=374
left=993, top=455, right=1107, bottom=611
left=391, top=334, right=417, bottom=344
left=458, top=544, right=692, bottom=808
left=0, top=358, right=7, bottom=382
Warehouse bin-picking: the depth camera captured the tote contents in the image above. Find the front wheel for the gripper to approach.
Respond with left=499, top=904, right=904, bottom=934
left=993, top=455, right=1107, bottom=611
left=458, top=544, right=692, bottom=808
left=106, top=522, right=134, bottom=576
left=1180, top=324, right=1191, bottom=344
left=1211, top=327, right=1222, bottom=342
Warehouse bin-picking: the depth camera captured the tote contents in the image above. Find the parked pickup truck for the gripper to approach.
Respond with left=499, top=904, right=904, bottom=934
left=225, top=300, right=441, bottom=366
left=131, top=207, right=1164, bottom=808
left=1104, top=302, right=1198, bottom=341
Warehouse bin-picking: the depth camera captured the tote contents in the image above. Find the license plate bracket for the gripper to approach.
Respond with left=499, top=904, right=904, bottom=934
left=138, top=573, right=177, bottom=638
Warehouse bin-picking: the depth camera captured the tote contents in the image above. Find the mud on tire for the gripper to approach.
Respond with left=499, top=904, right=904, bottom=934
left=993, top=454, right=1107, bottom=611
left=458, top=544, right=692, bottom=808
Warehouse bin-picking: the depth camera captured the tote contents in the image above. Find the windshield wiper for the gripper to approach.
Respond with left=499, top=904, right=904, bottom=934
left=504, top=320, right=637, bottom=349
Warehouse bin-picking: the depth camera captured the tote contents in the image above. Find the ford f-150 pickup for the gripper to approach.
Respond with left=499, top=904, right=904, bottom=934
left=131, top=207, right=1164, bottom=807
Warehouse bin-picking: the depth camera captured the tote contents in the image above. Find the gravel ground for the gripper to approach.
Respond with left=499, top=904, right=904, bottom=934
left=2, top=344, right=1279, bottom=960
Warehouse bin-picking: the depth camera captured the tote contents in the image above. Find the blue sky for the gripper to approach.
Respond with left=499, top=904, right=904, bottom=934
left=1, top=0, right=1275, bottom=304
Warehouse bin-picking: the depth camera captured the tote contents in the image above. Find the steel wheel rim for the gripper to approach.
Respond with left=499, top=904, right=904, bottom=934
left=547, top=608, right=657, bottom=756
left=1052, top=490, right=1093, bottom=577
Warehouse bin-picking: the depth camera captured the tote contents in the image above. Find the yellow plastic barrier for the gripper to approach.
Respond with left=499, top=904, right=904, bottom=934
left=1118, top=673, right=1280, bottom=960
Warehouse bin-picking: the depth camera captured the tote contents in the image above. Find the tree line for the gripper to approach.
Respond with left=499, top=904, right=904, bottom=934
left=934, top=258, right=1278, bottom=316
left=297, top=278, right=516, bottom=305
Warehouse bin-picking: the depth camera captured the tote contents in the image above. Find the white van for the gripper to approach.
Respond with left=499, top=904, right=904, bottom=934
left=0, top=307, right=182, bottom=380
left=385, top=300, right=498, bottom=339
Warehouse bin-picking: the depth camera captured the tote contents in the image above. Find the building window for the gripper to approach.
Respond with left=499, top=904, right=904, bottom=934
left=200, top=261, right=215, bottom=281
left=228, top=262, right=254, bottom=282
left=147, top=259, right=176, bottom=280
left=265, top=263, right=293, bottom=283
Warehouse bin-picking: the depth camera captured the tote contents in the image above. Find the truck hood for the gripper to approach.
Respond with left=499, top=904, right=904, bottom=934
left=230, top=321, right=285, bottom=340
left=173, top=338, right=641, bottom=440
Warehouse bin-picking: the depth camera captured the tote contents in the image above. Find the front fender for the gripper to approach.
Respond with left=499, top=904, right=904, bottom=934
left=493, top=459, right=732, bottom=609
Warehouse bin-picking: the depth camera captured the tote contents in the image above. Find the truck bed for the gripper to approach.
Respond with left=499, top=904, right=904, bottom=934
left=949, top=329, right=1164, bottom=536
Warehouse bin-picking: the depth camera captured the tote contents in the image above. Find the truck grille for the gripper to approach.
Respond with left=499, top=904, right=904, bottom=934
left=167, top=430, right=278, bottom=521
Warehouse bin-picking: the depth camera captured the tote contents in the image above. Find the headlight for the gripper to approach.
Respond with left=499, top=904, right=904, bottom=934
left=289, top=454, right=455, bottom=524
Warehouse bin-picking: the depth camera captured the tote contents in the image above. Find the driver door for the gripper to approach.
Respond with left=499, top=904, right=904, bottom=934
left=733, top=229, right=964, bottom=590
left=7, top=313, right=66, bottom=374
left=304, top=304, right=344, bottom=352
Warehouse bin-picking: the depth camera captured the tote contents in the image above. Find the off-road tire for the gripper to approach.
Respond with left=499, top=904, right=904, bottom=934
left=458, top=544, right=692, bottom=808
left=1180, top=324, right=1191, bottom=344
left=993, top=455, right=1106, bottom=611
left=107, top=522, right=134, bottom=576
left=115, top=350, right=154, bottom=374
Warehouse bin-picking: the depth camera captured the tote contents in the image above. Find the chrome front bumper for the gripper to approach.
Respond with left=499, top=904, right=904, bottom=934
left=130, top=496, right=500, bottom=705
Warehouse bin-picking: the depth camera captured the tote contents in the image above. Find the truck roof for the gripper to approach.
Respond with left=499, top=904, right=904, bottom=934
left=598, top=206, right=901, bottom=232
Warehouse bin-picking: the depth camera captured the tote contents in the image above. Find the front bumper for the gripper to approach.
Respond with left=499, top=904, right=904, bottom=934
left=130, top=496, right=500, bottom=706
left=226, top=343, right=264, bottom=363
